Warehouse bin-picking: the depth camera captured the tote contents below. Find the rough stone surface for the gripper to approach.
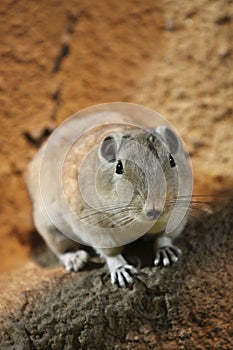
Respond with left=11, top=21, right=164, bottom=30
left=0, top=200, right=232, bottom=349
left=0, top=0, right=232, bottom=348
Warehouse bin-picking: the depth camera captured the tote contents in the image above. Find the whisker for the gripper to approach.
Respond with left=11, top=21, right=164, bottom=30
left=179, top=201, right=219, bottom=205
left=177, top=194, right=224, bottom=197
left=165, top=201, right=216, bottom=215
left=82, top=209, right=139, bottom=227
left=174, top=208, right=205, bottom=218
left=78, top=204, right=142, bottom=223
left=175, top=194, right=227, bottom=203
left=166, top=204, right=213, bottom=217
left=170, top=198, right=225, bottom=205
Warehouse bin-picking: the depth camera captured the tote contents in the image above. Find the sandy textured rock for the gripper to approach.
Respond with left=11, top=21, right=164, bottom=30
left=0, top=199, right=232, bottom=349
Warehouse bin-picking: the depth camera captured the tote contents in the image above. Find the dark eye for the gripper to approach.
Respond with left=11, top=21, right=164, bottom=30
left=169, top=154, right=176, bottom=168
left=116, top=160, right=124, bottom=174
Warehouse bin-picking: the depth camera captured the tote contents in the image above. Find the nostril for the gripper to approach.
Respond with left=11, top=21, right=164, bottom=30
left=146, top=209, right=161, bottom=220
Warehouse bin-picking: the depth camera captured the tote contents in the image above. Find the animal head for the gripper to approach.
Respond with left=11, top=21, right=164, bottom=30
left=96, top=126, right=182, bottom=223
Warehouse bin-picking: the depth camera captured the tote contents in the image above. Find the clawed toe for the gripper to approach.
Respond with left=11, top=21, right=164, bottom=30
left=154, top=245, right=182, bottom=267
left=111, top=264, right=138, bottom=287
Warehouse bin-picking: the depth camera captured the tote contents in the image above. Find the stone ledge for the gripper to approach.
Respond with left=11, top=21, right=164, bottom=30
left=0, top=197, right=232, bottom=349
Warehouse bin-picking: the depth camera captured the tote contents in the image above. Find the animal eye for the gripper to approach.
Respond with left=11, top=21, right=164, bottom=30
left=169, top=154, right=176, bottom=168
left=149, top=135, right=155, bottom=143
left=116, top=160, right=124, bottom=174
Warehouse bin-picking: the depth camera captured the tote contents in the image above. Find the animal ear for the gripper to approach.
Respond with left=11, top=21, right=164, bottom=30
left=155, top=126, right=180, bottom=154
left=98, top=133, right=122, bottom=162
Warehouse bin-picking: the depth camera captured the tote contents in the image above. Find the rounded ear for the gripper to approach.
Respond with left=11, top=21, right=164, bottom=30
left=155, top=126, right=180, bottom=154
left=98, top=133, right=122, bottom=163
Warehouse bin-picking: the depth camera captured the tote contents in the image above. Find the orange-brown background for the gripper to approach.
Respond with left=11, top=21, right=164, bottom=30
left=0, top=0, right=232, bottom=273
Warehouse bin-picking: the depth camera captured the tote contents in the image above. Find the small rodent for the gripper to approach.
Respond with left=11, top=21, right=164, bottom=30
left=26, top=107, right=192, bottom=287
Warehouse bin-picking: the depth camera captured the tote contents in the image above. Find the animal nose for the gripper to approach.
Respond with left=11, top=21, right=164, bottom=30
left=146, top=209, right=161, bottom=220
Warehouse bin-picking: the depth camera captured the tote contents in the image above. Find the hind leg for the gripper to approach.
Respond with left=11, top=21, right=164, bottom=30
left=34, top=218, right=89, bottom=272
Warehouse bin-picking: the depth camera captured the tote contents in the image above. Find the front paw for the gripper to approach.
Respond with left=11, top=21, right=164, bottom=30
left=60, top=250, right=89, bottom=272
left=154, top=245, right=182, bottom=267
left=111, top=264, right=138, bottom=287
